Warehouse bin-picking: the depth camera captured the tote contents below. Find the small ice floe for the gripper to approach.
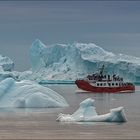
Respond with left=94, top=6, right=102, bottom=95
left=56, top=98, right=127, bottom=123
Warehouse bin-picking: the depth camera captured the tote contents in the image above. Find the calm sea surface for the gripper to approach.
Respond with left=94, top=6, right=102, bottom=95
left=0, top=85, right=140, bottom=139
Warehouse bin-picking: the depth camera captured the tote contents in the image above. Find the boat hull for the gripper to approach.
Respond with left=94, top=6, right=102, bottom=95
left=75, top=80, right=135, bottom=93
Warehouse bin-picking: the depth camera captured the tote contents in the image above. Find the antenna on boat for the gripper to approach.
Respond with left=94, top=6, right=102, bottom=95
left=99, top=64, right=105, bottom=75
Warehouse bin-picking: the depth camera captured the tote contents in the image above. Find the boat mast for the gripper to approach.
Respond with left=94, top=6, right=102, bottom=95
left=99, top=64, right=105, bottom=75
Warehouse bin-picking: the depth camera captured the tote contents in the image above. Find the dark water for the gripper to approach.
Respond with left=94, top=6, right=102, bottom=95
left=0, top=85, right=140, bottom=139
left=48, top=85, right=140, bottom=115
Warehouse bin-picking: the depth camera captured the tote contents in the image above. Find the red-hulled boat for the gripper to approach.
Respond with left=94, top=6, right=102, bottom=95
left=75, top=65, right=135, bottom=93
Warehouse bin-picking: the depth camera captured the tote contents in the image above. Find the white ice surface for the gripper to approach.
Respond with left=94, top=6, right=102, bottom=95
left=0, top=78, right=68, bottom=108
left=57, top=98, right=127, bottom=123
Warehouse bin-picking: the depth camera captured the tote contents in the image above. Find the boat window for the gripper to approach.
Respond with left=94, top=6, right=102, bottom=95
left=100, top=83, right=102, bottom=86
left=97, top=83, right=99, bottom=86
left=108, top=83, right=111, bottom=86
left=116, top=83, right=118, bottom=86
left=112, top=83, right=114, bottom=86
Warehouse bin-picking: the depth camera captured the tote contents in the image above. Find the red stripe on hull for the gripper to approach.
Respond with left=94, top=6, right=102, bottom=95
left=75, top=80, right=135, bottom=93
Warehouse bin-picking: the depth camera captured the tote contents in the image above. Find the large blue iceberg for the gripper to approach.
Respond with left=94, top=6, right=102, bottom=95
left=0, top=39, right=140, bottom=84
left=0, top=78, right=68, bottom=108
left=29, top=39, right=140, bottom=84
left=57, top=98, right=127, bottom=123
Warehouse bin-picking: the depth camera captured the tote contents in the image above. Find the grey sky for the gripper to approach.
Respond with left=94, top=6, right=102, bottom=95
left=0, top=1, right=140, bottom=71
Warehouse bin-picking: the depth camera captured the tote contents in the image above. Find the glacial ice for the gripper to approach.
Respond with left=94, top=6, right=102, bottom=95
left=0, top=39, right=140, bottom=84
left=57, top=98, right=127, bottom=123
left=0, top=78, right=68, bottom=108
left=29, top=39, right=140, bottom=83
left=30, top=39, right=46, bottom=72
left=0, top=55, right=14, bottom=71
left=0, top=67, right=33, bottom=82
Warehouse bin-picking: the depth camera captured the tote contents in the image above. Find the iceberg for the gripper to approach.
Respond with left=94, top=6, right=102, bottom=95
left=0, top=55, right=14, bottom=71
left=0, top=54, right=23, bottom=82
left=57, top=98, right=127, bottom=123
left=0, top=68, right=32, bottom=82
left=0, top=78, right=68, bottom=108
left=0, top=39, right=139, bottom=84
left=28, top=39, right=140, bottom=83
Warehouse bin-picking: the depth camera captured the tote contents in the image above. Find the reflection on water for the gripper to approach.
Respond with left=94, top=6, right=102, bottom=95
left=59, top=121, right=97, bottom=126
left=61, top=121, right=125, bottom=126
left=0, top=107, right=65, bottom=114
left=46, top=84, right=140, bottom=115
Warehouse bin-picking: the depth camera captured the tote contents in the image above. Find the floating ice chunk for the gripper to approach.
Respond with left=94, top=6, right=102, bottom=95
left=0, top=55, right=14, bottom=71
left=0, top=40, right=140, bottom=83
left=57, top=98, right=127, bottom=123
left=0, top=78, right=68, bottom=108
left=20, top=92, right=67, bottom=108
left=83, top=106, right=127, bottom=122
left=28, top=40, right=140, bottom=83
